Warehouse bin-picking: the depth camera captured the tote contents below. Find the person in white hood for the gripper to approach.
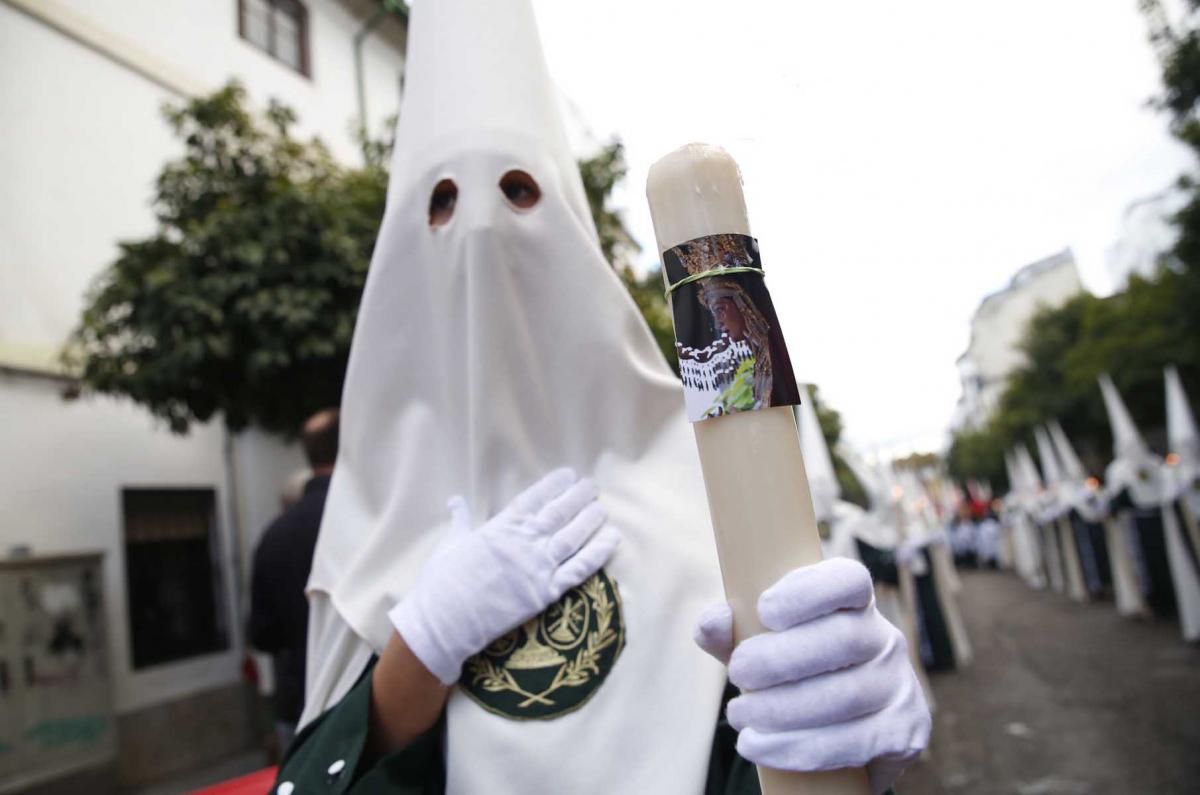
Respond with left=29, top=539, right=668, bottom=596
left=271, top=1, right=929, bottom=793
left=1101, top=375, right=1200, bottom=640
left=1162, top=368, right=1200, bottom=637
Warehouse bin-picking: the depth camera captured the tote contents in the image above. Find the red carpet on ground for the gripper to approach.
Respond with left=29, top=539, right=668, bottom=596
left=190, top=767, right=276, bottom=795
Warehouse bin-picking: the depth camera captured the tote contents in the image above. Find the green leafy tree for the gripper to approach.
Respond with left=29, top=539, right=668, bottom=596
left=578, top=141, right=640, bottom=271
left=620, top=268, right=678, bottom=373
left=1141, top=0, right=1200, bottom=360
left=577, top=140, right=678, bottom=370
left=946, top=428, right=1010, bottom=491
left=65, top=84, right=384, bottom=434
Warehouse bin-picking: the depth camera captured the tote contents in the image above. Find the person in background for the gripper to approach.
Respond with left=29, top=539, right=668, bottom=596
left=249, top=408, right=339, bottom=752
left=975, top=507, right=1001, bottom=569
left=950, top=503, right=979, bottom=568
left=280, top=467, right=313, bottom=512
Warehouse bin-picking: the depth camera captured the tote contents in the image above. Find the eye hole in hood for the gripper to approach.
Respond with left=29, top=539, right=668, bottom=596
left=429, top=179, right=458, bottom=227
left=499, top=169, right=541, bottom=210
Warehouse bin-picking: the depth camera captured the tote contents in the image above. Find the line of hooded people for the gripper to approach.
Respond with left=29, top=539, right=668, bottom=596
left=996, top=368, right=1200, bottom=645
left=795, top=387, right=975, bottom=710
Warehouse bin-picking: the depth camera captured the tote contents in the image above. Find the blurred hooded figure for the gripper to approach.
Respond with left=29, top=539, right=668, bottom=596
left=1034, top=427, right=1089, bottom=602
left=893, top=473, right=972, bottom=673
left=1004, top=449, right=1046, bottom=589
left=793, top=391, right=908, bottom=650
left=1017, top=443, right=1067, bottom=594
left=1101, top=376, right=1200, bottom=641
left=1163, top=368, right=1200, bottom=637
left=1046, top=422, right=1114, bottom=599
left=279, top=0, right=929, bottom=792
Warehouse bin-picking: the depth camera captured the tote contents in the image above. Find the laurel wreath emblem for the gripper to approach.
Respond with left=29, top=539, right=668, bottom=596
left=464, top=572, right=623, bottom=716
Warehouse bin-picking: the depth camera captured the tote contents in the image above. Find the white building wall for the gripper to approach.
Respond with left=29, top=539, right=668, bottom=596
left=0, top=374, right=238, bottom=714
left=0, top=0, right=401, bottom=722
left=0, top=382, right=308, bottom=716
left=1, top=0, right=405, bottom=367
left=954, top=251, right=1083, bottom=430
left=0, top=2, right=182, bottom=367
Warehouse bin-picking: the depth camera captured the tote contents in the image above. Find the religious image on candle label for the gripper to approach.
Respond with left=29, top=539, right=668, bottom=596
left=662, top=233, right=801, bottom=422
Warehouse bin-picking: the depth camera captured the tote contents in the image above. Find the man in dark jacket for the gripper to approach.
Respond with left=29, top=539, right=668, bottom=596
left=249, top=408, right=338, bottom=751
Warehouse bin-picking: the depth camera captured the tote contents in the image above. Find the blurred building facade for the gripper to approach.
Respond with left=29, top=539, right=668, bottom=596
left=0, top=1, right=405, bottom=790
left=952, top=249, right=1084, bottom=431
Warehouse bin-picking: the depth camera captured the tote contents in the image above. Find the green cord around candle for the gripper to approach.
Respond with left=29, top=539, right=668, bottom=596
left=664, top=266, right=766, bottom=299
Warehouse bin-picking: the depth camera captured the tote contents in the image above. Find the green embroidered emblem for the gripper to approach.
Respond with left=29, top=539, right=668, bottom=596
left=461, top=570, right=624, bottom=720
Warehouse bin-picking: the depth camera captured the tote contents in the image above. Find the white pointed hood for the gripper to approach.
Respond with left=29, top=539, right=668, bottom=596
left=1014, top=444, right=1047, bottom=518
left=796, top=384, right=839, bottom=523
left=838, top=445, right=888, bottom=512
left=1166, top=367, right=1199, bottom=466
left=1099, top=374, right=1165, bottom=507
left=1003, top=451, right=1019, bottom=511
left=1016, top=444, right=1043, bottom=491
left=1004, top=450, right=1020, bottom=497
left=1034, top=427, right=1063, bottom=487
left=1034, top=426, right=1068, bottom=519
left=1165, top=366, right=1200, bottom=507
left=836, top=445, right=900, bottom=549
left=307, top=0, right=725, bottom=790
left=1048, top=421, right=1107, bottom=521
left=386, top=0, right=592, bottom=235
left=1099, top=375, right=1150, bottom=461
left=1003, top=450, right=1032, bottom=522
left=1049, top=421, right=1086, bottom=481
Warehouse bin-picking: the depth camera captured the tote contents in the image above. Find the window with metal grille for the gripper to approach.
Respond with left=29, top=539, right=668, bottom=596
left=122, top=488, right=230, bottom=669
left=238, top=0, right=310, bottom=76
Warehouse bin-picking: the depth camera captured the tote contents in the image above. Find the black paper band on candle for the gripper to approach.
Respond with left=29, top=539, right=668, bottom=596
left=662, top=233, right=801, bottom=423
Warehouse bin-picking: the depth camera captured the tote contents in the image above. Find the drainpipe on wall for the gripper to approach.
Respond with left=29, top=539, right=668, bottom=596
left=354, top=0, right=408, bottom=154
left=223, top=428, right=248, bottom=644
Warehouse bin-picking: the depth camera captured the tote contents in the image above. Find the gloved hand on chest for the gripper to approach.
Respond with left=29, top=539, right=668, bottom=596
left=694, top=558, right=931, bottom=795
left=389, top=468, right=621, bottom=685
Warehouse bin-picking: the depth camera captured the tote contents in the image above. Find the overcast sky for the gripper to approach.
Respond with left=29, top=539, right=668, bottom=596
left=531, top=0, right=1194, bottom=458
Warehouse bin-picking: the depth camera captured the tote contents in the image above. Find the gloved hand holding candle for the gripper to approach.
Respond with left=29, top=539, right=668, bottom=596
left=695, top=559, right=930, bottom=795
left=647, top=144, right=930, bottom=795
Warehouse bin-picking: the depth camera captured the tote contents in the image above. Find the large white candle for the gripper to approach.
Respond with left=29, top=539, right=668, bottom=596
left=925, top=541, right=973, bottom=668
left=1056, top=516, right=1089, bottom=602
left=892, top=499, right=936, bottom=712
left=1041, top=522, right=1066, bottom=593
left=1103, top=516, right=1146, bottom=616
left=1180, top=500, right=1200, bottom=568
left=646, top=144, right=869, bottom=795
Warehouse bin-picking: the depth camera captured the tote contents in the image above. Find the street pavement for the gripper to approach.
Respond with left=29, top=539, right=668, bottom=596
left=899, top=569, right=1200, bottom=794
left=142, top=569, right=1199, bottom=794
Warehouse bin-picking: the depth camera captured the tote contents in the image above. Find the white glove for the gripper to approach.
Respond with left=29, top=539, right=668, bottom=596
left=389, top=468, right=621, bottom=684
left=895, top=537, right=928, bottom=573
left=694, top=558, right=931, bottom=795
